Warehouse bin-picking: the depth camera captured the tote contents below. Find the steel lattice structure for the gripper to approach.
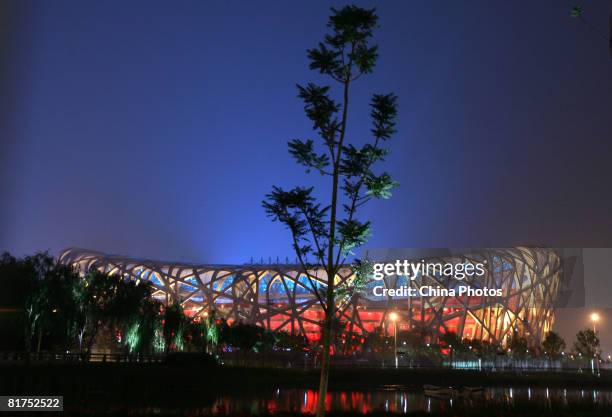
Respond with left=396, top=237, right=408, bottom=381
left=59, top=247, right=561, bottom=347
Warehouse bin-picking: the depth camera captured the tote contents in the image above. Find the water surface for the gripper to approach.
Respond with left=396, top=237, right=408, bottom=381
left=204, top=386, right=612, bottom=415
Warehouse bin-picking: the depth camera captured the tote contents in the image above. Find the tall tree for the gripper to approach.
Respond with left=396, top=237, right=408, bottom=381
left=262, top=6, right=399, bottom=416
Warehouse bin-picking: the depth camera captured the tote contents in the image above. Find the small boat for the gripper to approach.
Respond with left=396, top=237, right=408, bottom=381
left=423, top=385, right=458, bottom=397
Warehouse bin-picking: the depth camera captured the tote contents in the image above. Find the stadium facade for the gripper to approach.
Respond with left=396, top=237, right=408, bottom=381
left=59, top=247, right=562, bottom=348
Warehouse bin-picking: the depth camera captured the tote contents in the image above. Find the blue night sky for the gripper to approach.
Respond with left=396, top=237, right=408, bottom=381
left=2, top=0, right=612, bottom=264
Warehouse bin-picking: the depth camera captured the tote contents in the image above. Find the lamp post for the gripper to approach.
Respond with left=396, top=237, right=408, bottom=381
left=590, top=313, right=601, bottom=376
left=591, top=312, right=600, bottom=333
left=389, top=312, right=399, bottom=368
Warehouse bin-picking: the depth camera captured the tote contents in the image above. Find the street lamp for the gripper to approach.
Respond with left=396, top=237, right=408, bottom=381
left=389, top=312, right=399, bottom=368
left=591, top=312, right=600, bottom=333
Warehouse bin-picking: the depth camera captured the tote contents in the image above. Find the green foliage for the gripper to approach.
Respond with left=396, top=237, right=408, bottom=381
left=336, top=257, right=372, bottom=303
left=288, top=138, right=331, bottom=174
left=1, top=252, right=161, bottom=354
left=307, top=6, right=379, bottom=79
left=153, top=323, right=165, bottom=353
left=365, top=172, right=398, bottom=199
left=15, top=253, right=82, bottom=352
left=336, top=219, right=370, bottom=255
left=297, top=83, right=340, bottom=149
left=163, top=302, right=187, bottom=352
left=206, top=317, right=220, bottom=346
left=263, top=9, right=398, bottom=413
left=571, top=5, right=584, bottom=18
left=125, top=321, right=141, bottom=353
left=123, top=297, right=162, bottom=354
left=1, top=251, right=208, bottom=356
left=262, top=4, right=399, bottom=286
left=1, top=251, right=161, bottom=354
left=263, top=186, right=330, bottom=262
left=370, top=93, right=398, bottom=139
left=73, top=269, right=155, bottom=354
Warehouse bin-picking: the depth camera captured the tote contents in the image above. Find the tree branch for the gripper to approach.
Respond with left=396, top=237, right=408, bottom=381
left=334, top=136, right=381, bottom=266
left=290, top=233, right=327, bottom=310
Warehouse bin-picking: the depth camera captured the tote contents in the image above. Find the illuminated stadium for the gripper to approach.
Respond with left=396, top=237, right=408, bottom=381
left=59, top=247, right=562, bottom=348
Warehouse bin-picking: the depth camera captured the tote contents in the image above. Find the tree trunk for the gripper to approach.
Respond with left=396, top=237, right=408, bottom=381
left=316, top=306, right=334, bottom=417
left=315, top=72, right=351, bottom=417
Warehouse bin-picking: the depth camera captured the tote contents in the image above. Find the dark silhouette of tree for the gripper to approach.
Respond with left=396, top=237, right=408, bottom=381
left=262, top=6, right=399, bottom=415
left=508, top=330, right=529, bottom=359
left=0, top=252, right=38, bottom=310
left=274, top=330, right=309, bottom=352
left=542, top=331, right=566, bottom=359
left=469, top=339, right=497, bottom=359
left=397, top=330, right=421, bottom=350
left=573, top=328, right=600, bottom=358
left=124, top=292, right=162, bottom=354
left=162, top=302, right=187, bottom=352
left=0, top=252, right=34, bottom=350
left=225, top=322, right=261, bottom=352
left=1, top=252, right=153, bottom=354
left=72, top=269, right=152, bottom=356
left=0, top=252, right=50, bottom=351
left=440, top=331, right=463, bottom=351
left=224, top=322, right=265, bottom=364
left=328, top=315, right=349, bottom=354
left=362, top=327, right=391, bottom=356
left=18, top=253, right=81, bottom=352
left=184, top=319, right=208, bottom=353
left=205, top=310, right=224, bottom=354
left=410, top=323, right=434, bottom=346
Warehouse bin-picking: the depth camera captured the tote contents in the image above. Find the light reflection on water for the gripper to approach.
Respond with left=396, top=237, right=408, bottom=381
left=207, top=387, right=612, bottom=415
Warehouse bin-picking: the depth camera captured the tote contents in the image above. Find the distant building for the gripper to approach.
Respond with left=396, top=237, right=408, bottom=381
left=59, top=247, right=563, bottom=348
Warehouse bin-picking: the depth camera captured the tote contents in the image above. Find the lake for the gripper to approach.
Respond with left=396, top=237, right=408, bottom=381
left=199, top=386, right=612, bottom=415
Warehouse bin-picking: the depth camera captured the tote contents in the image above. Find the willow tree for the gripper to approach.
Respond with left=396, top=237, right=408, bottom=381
left=262, top=6, right=399, bottom=416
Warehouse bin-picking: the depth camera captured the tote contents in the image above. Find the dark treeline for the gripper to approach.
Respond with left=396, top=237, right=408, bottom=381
left=0, top=252, right=307, bottom=358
